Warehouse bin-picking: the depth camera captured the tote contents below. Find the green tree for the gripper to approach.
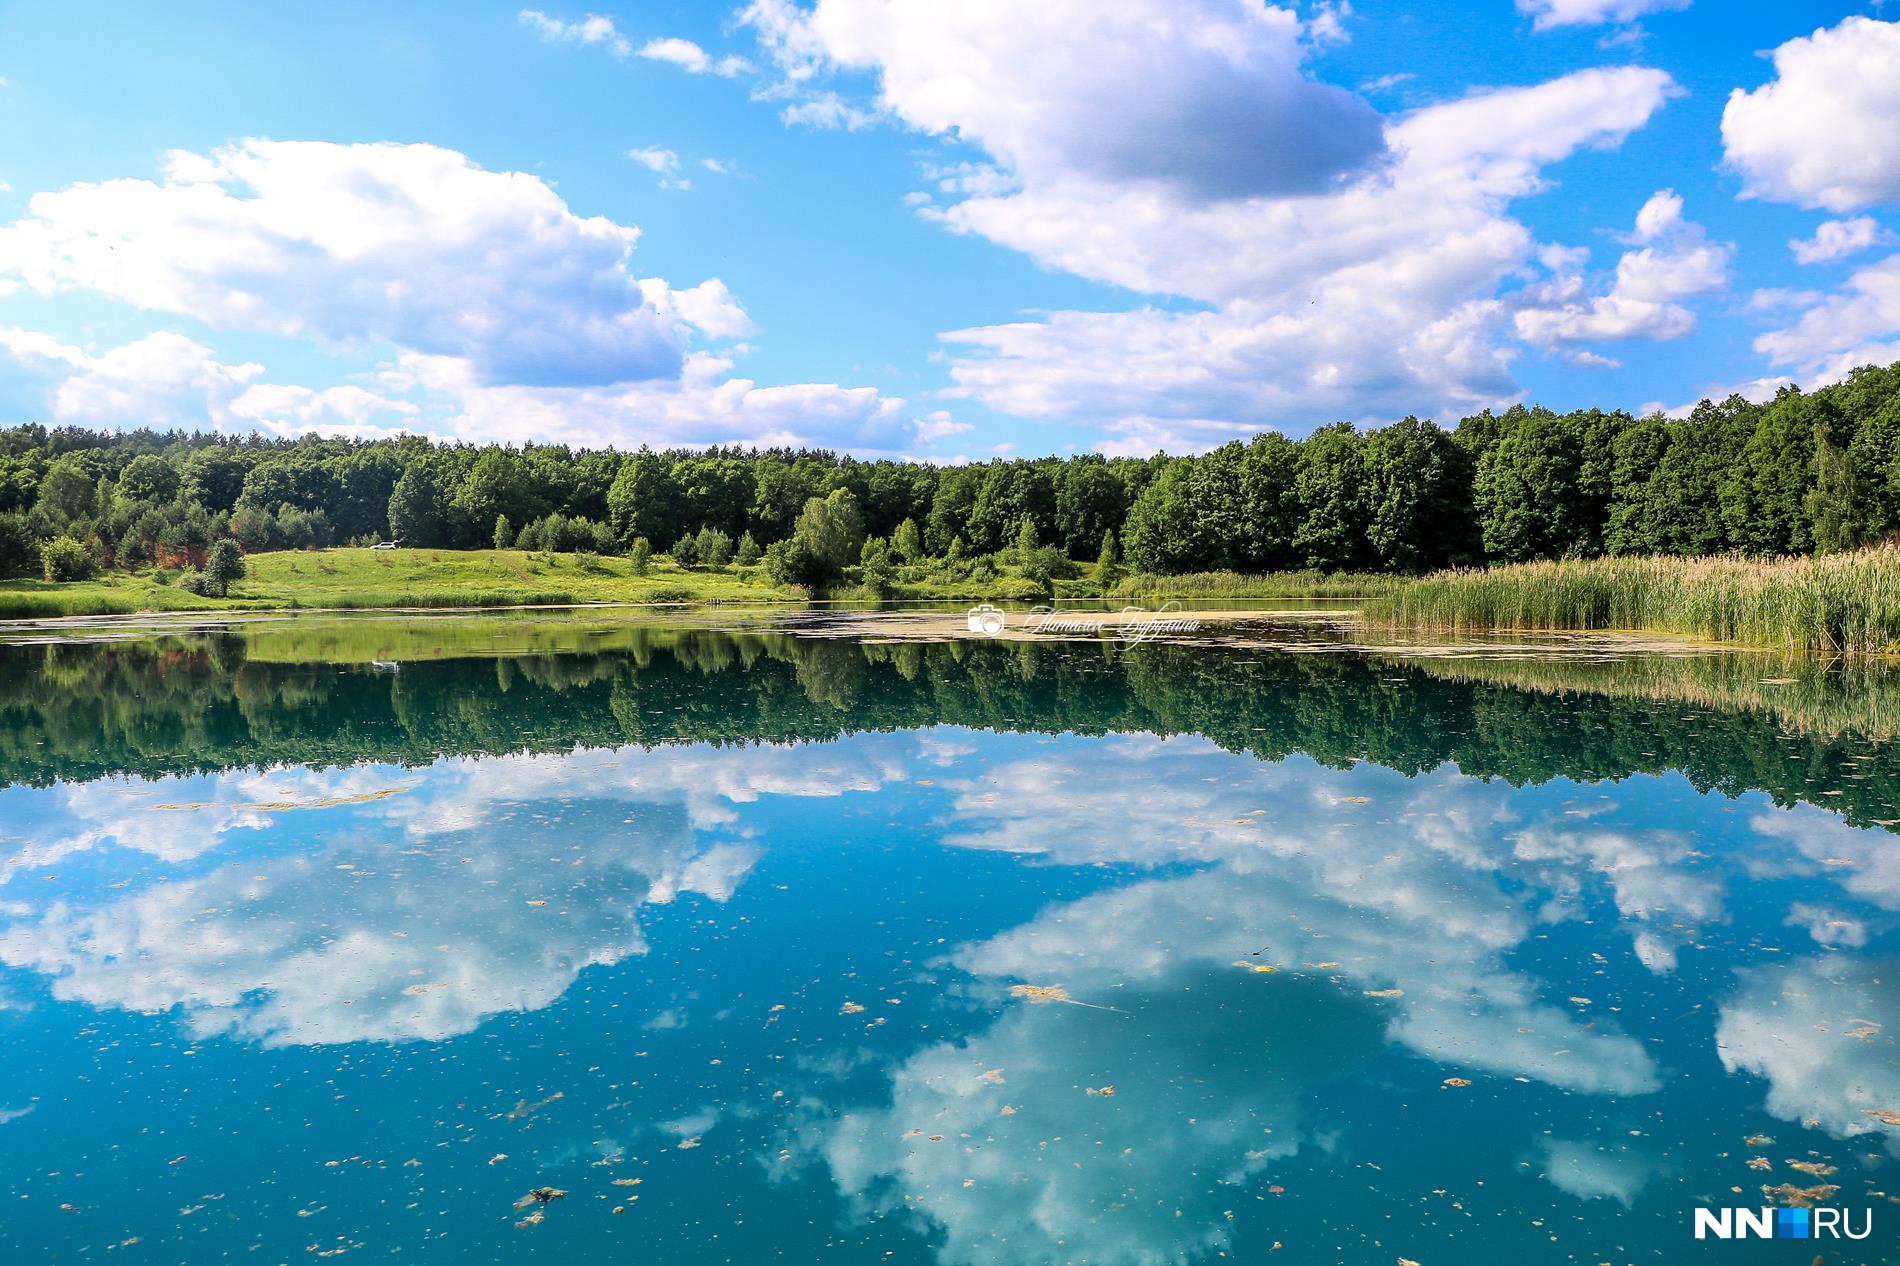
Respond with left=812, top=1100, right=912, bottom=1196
left=607, top=451, right=683, bottom=546
left=205, top=539, right=246, bottom=597
left=926, top=467, right=981, bottom=555
left=118, top=454, right=180, bottom=505
left=696, top=525, right=734, bottom=567
left=1720, top=387, right=1820, bottom=554
left=890, top=517, right=922, bottom=562
left=1014, top=514, right=1039, bottom=563
left=628, top=536, right=652, bottom=575
left=859, top=537, right=896, bottom=597
left=493, top=514, right=513, bottom=551
left=1807, top=421, right=1871, bottom=553
left=1095, top=528, right=1121, bottom=586
left=387, top=461, right=449, bottom=546
left=1363, top=417, right=1476, bottom=572
left=1055, top=460, right=1128, bottom=558
left=0, top=513, right=40, bottom=579
left=180, top=448, right=249, bottom=514
left=670, top=532, right=700, bottom=567
left=1292, top=423, right=1372, bottom=571
left=735, top=530, right=762, bottom=566
left=37, top=456, right=98, bottom=523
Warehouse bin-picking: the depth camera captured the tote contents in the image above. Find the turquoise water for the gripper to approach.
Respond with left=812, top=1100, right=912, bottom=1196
left=0, top=621, right=1896, bottom=1263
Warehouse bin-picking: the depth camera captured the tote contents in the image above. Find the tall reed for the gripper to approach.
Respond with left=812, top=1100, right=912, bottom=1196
left=1364, top=546, right=1900, bottom=654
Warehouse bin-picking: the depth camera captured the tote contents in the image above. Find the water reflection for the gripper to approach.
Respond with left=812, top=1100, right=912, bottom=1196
left=0, top=622, right=1896, bottom=1263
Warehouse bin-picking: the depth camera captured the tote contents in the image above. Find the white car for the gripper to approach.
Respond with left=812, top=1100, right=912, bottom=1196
left=371, top=541, right=399, bottom=550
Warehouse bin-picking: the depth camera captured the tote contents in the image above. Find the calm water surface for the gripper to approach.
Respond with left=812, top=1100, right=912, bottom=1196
left=1, top=617, right=1897, bottom=1264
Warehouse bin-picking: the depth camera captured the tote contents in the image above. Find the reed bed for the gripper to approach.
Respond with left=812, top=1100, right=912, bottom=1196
left=1365, top=547, right=1900, bottom=655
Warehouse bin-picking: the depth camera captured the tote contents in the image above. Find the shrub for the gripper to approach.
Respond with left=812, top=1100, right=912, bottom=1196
left=177, top=569, right=216, bottom=596
left=628, top=536, right=652, bottom=575
left=41, top=536, right=97, bottom=582
left=670, top=532, right=700, bottom=568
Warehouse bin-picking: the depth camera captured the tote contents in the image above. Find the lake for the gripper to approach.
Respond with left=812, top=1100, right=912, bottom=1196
left=1, top=613, right=1896, bottom=1264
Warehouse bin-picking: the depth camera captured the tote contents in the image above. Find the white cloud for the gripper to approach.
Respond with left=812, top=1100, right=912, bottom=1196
left=1753, top=252, right=1900, bottom=385
left=628, top=145, right=692, bottom=190
left=385, top=348, right=920, bottom=453
left=1791, top=216, right=1892, bottom=266
left=1514, top=189, right=1730, bottom=347
left=0, top=328, right=268, bottom=429
left=750, top=0, right=1385, bottom=202
left=638, top=36, right=751, bottom=77
left=1722, top=17, right=1900, bottom=213
left=518, top=8, right=631, bottom=56
left=742, top=5, right=1687, bottom=448
left=0, top=140, right=935, bottom=453
left=777, top=91, right=879, bottom=132
left=1516, top=0, right=1688, bottom=30
left=0, top=139, right=699, bottom=388
left=925, top=66, right=1676, bottom=447
left=627, top=146, right=680, bottom=176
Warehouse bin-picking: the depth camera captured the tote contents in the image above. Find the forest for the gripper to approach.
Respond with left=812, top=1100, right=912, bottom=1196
left=1, top=360, right=1897, bottom=591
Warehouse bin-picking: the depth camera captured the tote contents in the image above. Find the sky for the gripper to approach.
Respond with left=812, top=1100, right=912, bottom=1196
left=0, top=0, right=1895, bottom=460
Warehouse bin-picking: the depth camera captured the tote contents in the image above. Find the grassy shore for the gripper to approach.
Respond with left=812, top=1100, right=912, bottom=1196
left=1364, top=547, right=1900, bottom=654
left=10, top=546, right=1900, bottom=656
left=0, top=548, right=788, bottom=619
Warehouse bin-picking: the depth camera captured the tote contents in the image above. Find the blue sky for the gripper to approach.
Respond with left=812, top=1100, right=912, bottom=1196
left=0, top=0, right=1894, bottom=458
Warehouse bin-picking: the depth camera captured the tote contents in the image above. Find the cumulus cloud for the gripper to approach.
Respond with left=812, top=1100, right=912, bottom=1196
left=1722, top=17, right=1900, bottom=213
left=748, top=0, right=1387, bottom=202
left=0, top=328, right=273, bottom=430
left=1753, top=253, right=1900, bottom=388
left=928, top=66, right=1676, bottom=446
left=739, top=1, right=1680, bottom=446
left=1513, top=190, right=1730, bottom=348
left=0, top=140, right=940, bottom=453
left=0, top=139, right=698, bottom=388
left=1791, top=217, right=1891, bottom=266
left=1516, top=0, right=1688, bottom=30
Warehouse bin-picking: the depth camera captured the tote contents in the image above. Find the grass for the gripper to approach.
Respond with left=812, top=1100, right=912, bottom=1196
left=0, top=575, right=244, bottom=619
left=1364, top=547, right=1900, bottom=655
left=0, top=547, right=789, bottom=620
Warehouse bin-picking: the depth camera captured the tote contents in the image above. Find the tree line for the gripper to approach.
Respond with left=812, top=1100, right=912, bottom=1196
left=2, top=360, right=1897, bottom=585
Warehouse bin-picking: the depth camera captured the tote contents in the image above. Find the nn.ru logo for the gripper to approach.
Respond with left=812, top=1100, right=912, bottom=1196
left=1694, top=1207, right=1872, bottom=1240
